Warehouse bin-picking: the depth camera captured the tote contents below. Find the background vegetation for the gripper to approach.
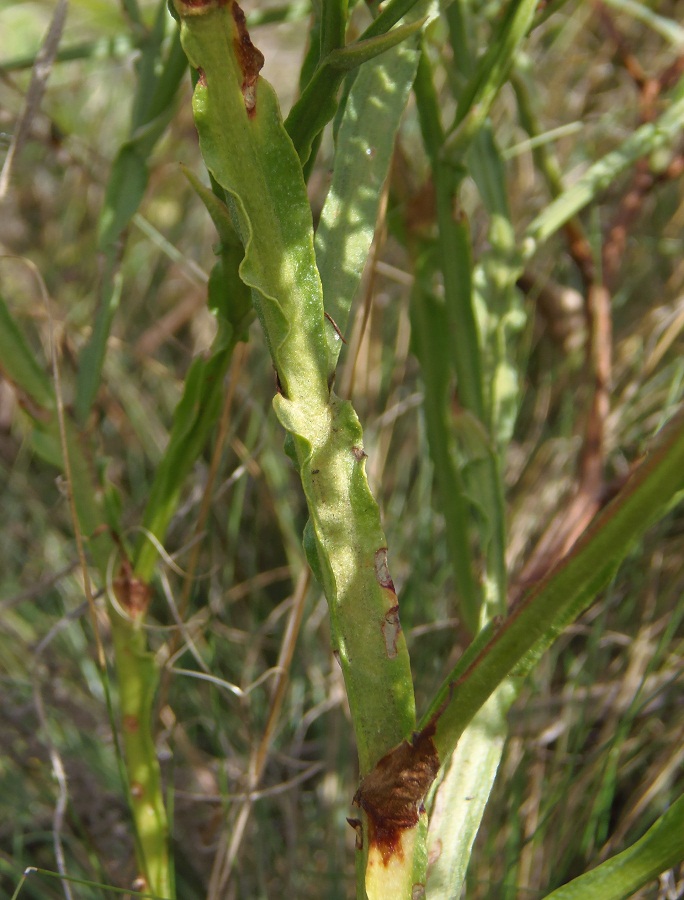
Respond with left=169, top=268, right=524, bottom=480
left=0, top=0, right=683, bottom=897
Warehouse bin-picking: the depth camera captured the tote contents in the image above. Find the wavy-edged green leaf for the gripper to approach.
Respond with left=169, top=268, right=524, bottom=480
left=175, top=2, right=424, bottom=891
left=173, top=0, right=416, bottom=768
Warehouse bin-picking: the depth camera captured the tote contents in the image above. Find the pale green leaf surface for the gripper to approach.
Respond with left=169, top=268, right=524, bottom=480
left=316, top=40, right=420, bottom=367
left=427, top=683, right=515, bottom=899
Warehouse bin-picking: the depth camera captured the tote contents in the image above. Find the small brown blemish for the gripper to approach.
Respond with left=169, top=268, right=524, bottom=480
left=197, top=66, right=207, bottom=87
left=354, top=725, right=440, bottom=865
left=428, top=838, right=443, bottom=866
left=123, top=715, right=139, bottom=733
left=130, top=781, right=145, bottom=799
left=382, top=605, right=401, bottom=659
left=175, top=0, right=226, bottom=14
left=347, top=817, right=363, bottom=850
left=374, top=547, right=395, bottom=593
left=352, top=446, right=367, bottom=462
left=113, top=559, right=152, bottom=620
left=231, top=1, right=264, bottom=116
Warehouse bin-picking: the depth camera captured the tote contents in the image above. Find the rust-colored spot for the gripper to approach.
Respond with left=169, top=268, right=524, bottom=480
left=354, top=725, right=440, bottom=865
left=123, top=715, right=139, bottom=733
left=374, top=547, right=395, bottom=593
left=113, top=559, right=151, bottom=620
left=175, top=0, right=229, bottom=15
left=382, top=605, right=401, bottom=659
left=231, top=1, right=264, bottom=116
left=130, top=781, right=145, bottom=799
left=352, top=445, right=367, bottom=461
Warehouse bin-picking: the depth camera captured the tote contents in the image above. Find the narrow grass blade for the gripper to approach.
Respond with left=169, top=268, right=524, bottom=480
left=524, top=75, right=684, bottom=255
left=285, top=0, right=432, bottom=164
left=542, top=793, right=684, bottom=900
left=75, top=8, right=188, bottom=421
left=0, top=291, right=55, bottom=413
left=409, top=278, right=480, bottom=631
left=133, top=170, right=252, bottom=582
left=443, top=0, right=538, bottom=161
left=420, top=408, right=684, bottom=759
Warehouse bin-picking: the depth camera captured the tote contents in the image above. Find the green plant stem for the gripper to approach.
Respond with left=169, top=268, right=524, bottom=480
left=173, top=2, right=423, bottom=893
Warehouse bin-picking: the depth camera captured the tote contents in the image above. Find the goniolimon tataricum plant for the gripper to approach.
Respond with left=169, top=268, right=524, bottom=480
left=2, top=0, right=684, bottom=897
left=169, top=1, right=684, bottom=898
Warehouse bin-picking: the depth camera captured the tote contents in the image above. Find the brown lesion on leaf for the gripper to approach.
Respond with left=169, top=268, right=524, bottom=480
left=347, top=817, right=363, bottom=850
left=231, top=1, right=264, bottom=116
left=374, top=547, right=396, bottom=593
left=353, top=724, right=440, bottom=865
left=352, top=445, right=367, bottom=462
left=374, top=548, right=402, bottom=657
left=382, top=605, right=401, bottom=659
left=175, top=0, right=226, bottom=14
left=113, top=557, right=152, bottom=621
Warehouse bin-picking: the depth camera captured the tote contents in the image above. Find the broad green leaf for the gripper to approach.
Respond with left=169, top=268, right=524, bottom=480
left=409, top=277, right=480, bottom=631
